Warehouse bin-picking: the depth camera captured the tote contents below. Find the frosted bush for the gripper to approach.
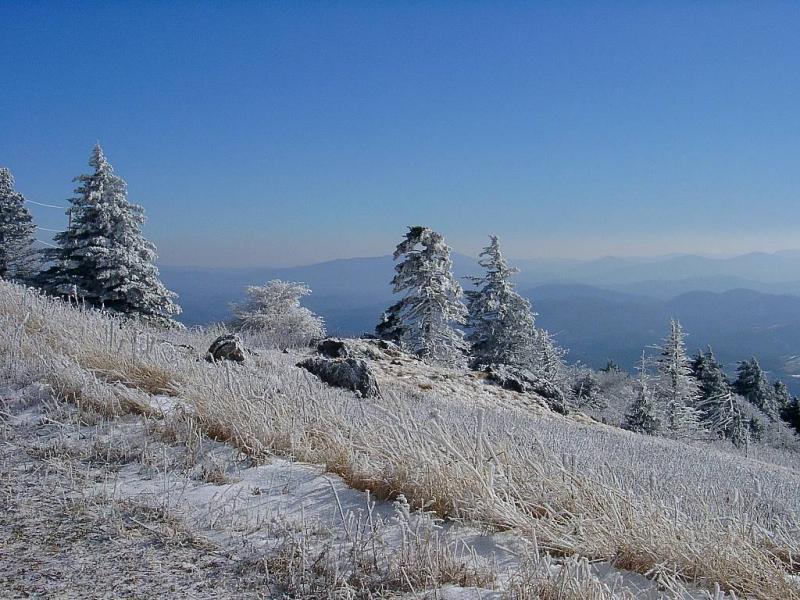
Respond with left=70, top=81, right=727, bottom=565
left=230, top=280, right=325, bottom=348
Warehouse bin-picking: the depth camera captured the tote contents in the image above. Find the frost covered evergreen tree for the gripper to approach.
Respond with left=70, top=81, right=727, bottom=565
left=772, top=380, right=791, bottom=415
left=781, top=396, right=800, bottom=435
left=689, top=347, right=748, bottom=444
left=702, top=390, right=750, bottom=448
left=375, top=299, right=406, bottom=344
left=377, top=226, right=467, bottom=365
left=0, top=167, right=37, bottom=282
left=39, top=145, right=180, bottom=327
left=733, top=358, right=780, bottom=420
left=690, top=348, right=729, bottom=420
left=533, top=328, right=566, bottom=382
left=625, top=353, right=660, bottom=435
left=231, top=280, right=325, bottom=347
left=654, top=320, right=702, bottom=438
left=600, top=359, right=620, bottom=373
left=465, top=235, right=537, bottom=367
left=690, top=348, right=729, bottom=402
left=572, top=370, right=607, bottom=410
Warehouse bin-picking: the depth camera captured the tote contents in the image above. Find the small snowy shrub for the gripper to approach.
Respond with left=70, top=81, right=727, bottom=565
left=230, top=280, right=325, bottom=348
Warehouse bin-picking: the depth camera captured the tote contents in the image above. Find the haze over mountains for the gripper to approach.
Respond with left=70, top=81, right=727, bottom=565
left=160, top=250, right=800, bottom=391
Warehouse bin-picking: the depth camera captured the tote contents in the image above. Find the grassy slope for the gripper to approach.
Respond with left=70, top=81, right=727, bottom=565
left=1, top=280, right=798, bottom=599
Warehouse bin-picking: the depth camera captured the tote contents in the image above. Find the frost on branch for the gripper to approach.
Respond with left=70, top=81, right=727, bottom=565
left=624, top=352, right=660, bottom=435
left=465, top=235, right=537, bottom=369
left=230, top=279, right=325, bottom=347
left=654, top=319, right=702, bottom=439
left=0, top=167, right=37, bottom=283
left=376, top=226, right=467, bottom=366
left=38, top=145, right=181, bottom=328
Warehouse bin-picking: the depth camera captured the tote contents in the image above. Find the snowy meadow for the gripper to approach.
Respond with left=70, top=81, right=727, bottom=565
left=2, top=281, right=799, bottom=598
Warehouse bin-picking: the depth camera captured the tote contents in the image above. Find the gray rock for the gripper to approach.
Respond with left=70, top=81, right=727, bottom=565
left=297, top=356, right=380, bottom=398
left=317, top=338, right=350, bottom=358
left=205, top=334, right=246, bottom=363
left=485, top=364, right=568, bottom=414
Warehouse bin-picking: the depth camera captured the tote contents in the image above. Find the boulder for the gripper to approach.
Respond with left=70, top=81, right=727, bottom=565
left=317, top=338, right=350, bottom=358
left=205, top=334, right=246, bottom=363
left=297, top=357, right=380, bottom=398
left=316, top=337, right=404, bottom=361
left=485, top=364, right=568, bottom=414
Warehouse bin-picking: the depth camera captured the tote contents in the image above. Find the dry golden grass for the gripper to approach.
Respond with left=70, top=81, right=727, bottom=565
left=77, top=351, right=182, bottom=396
left=2, top=281, right=799, bottom=599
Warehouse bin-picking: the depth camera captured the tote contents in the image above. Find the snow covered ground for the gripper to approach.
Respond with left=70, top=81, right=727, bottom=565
left=2, top=281, right=798, bottom=598
left=1, top=383, right=688, bottom=598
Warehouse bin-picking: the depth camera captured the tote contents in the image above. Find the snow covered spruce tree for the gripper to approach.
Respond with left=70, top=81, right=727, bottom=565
left=625, top=352, right=660, bottom=435
left=690, top=347, right=730, bottom=406
left=654, top=320, right=702, bottom=438
left=781, top=396, right=800, bottom=435
left=533, top=327, right=567, bottom=382
left=773, top=380, right=792, bottom=414
left=376, top=226, right=467, bottom=365
left=689, top=347, right=744, bottom=445
left=39, top=145, right=181, bottom=327
left=375, top=299, right=406, bottom=344
left=0, top=167, right=37, bottom=282
left=704, top=389, right=750, bottom=448
left=465, top=235, right=537, bottom=367
left=733, top=358, right=781, bottom=420
left=230, top=280, right=325, bottom=347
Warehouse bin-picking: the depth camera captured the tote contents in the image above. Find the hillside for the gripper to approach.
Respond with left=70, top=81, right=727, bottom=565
left=161, top=257, right=800, bottom=392
left=2, top=280, right=799, bottom=598
left=531, top=287, right=800, bottom=391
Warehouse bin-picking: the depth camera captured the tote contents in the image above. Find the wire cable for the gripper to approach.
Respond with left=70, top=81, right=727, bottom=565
left=26, top=200, right=68, bottom=210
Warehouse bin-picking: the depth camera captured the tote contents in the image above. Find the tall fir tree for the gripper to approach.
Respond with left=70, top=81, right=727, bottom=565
left=465, top=235, right=537, bottom=368
left=688, top=347, right=750, bottom=446
left=690, top=347, right=730, bottom=404
left=625, top=352, right=660, bottom=435
left=702, top=389, right=750, bottom=448
left=772, top=380, right=791, bottom=414
left=39, top=145, right=181, bottom=327
left=0, top=167, right=37, bottom=282
left=780, top=396, right=800, bottom=435
left=733, top=358, right=780, bottom=420
left=654, top=320, right=702, bottom=438
left=377, top=226, right=467, bottom=365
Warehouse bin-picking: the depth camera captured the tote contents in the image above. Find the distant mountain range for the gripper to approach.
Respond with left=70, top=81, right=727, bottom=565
left=159, top=250, right=800, bottom=393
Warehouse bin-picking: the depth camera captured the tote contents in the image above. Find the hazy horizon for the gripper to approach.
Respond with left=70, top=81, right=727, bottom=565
left=156, top=245, right=800, bottom=270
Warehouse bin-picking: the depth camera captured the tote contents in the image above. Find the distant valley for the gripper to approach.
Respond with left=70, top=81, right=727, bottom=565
left=160, top=250, right=800, bottom=392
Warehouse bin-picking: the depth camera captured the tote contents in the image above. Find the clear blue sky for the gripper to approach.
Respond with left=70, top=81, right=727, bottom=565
left=1, top=1, right=799, bottom=266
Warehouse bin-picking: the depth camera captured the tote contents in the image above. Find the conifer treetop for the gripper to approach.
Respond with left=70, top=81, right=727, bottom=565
left=0, top=166, right=37, bottom=281
left=381, top=226, right=467, bottom=365
left=39, top=145, right=181, bottom=327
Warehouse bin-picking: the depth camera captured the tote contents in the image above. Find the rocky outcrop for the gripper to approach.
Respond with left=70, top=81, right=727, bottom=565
left=297, top=356, right=380, bottom=398
left=205, top=334, right=247, bottom=363
left=484, top=364, right=568, bottom=414
left=316, top=337, right=404, bottom=361
left=317, top=338, right=350, bottom=358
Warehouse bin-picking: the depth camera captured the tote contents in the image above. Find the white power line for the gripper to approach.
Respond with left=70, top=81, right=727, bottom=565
left=34, top=239, right=59, bottom=248
left=26, top=200, right=68, bottom=210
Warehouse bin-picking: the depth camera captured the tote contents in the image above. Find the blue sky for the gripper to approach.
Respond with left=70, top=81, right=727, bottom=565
left=1, top=1, right=799, bottom=266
